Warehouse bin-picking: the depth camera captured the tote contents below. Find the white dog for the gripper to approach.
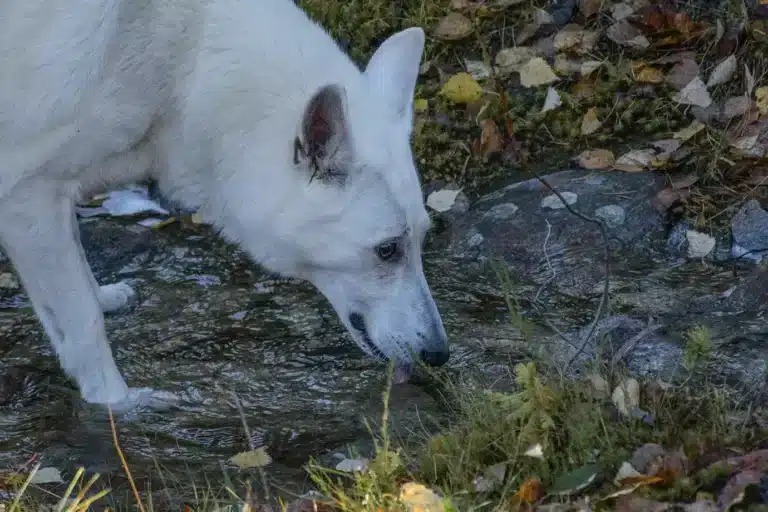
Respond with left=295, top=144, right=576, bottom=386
left=0, top=0, right=450, bottom=410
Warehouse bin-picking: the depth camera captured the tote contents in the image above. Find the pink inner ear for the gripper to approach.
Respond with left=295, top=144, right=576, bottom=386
left=308, top=104, right=332, bottom=153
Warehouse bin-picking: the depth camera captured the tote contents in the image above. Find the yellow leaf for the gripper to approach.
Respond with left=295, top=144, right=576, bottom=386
left=399, top=482, right=445, bottom=512
left=635, top=66, right=664, bottom=84
left=229, top=447, right=272, bottom=469
left=439, top=72, right=483, bottom=104
left=413, top=98, right=429, bottom=113
left=580, top=107, right=602, bottom=135
left=756, top=86, right=768, bottom=115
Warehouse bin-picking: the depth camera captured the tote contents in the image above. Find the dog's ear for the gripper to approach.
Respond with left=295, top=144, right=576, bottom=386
left=294, top=84, right=349, bottom=183
left=364, top=27, right=425, bottom=120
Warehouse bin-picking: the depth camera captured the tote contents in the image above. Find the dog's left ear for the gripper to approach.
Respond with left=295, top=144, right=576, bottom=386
left=294, top=83, right=349, bottom=183
left=364, top=27, right=425, bottom=119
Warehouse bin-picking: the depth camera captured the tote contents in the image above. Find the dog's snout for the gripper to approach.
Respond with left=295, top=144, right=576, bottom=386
left=348, top=312, right=366, bottom=332
left=420, top=347, right=450, bottom=367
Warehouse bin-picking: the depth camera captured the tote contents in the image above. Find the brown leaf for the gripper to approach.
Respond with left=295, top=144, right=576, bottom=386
left=579, top=0, right=603, bottom=17
left=581, top=107, right=602, bottom=135
left=479, top=119, right=503, bottom=160
left=554, top=24, right=599, bottom=54
left=434, top=13, right=474, bottom=41
left=666, top=59, right=699, bottom=91
left=607, top=20, right=651, bottom=48
left=618, top=475, right=665, bottom=486
left=575, top=149, right=615, bottom=169
left=512, top=478, right=544, bottom=504
left=495, top=47, right=540, bottom=75
left=652, top=188, right=691, bottom=214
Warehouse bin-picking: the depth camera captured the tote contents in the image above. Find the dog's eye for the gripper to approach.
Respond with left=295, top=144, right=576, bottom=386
left=375, top=240, right=398, bottom=261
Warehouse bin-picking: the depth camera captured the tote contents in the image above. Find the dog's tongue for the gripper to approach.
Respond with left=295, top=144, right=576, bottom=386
left=392, top=363, right=413, bottom=384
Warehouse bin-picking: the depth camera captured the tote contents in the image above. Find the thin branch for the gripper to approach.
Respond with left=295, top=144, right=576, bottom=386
left=526, top=169, right=612, bottom=372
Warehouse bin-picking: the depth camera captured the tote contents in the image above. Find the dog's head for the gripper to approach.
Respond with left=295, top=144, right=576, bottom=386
left=281, top=27, right=448, bottom=376
left=217, top=27, right=448, bottom=377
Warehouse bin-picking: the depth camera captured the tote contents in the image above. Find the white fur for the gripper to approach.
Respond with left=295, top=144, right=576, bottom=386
left=0, top=0, right=448, bottom=410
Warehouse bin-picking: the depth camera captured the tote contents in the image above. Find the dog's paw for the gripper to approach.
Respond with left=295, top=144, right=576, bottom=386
left=98, top=282, right=136, bottom=313
left=104, top=387, right=180, bottom=415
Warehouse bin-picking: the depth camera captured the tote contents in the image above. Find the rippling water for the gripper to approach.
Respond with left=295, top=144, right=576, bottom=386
left=0, top=216, right=764, bottom=505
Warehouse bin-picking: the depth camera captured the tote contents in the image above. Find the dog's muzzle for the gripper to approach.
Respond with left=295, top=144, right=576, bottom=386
left=348, top=312, right=449, bottom=368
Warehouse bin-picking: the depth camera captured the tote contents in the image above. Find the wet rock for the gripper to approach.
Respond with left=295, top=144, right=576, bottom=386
left=731, top=199, right=768, bottom=259
left=447, top=169, right=665, bottom=297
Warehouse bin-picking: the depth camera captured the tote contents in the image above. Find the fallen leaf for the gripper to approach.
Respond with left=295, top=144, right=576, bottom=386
left=230, top=447, right=272, bottom=469
left=666, top=59, right=700, bottom=91
left=29, top=467, right=64, bottom=485
left=651, top=187, right=691, bottom=214
left=673, top=120, right=706, bottom=142
left=541, top=191, right=578, bottom=209
left=579, top=0, right=603, bottom=17
left=440, top=72, right=483, bottom=104
left=465, top=59, right=491, bottom=80
left=580, top=107, right=602, bottom=135
left=707, top=449, right=768, bottom=474
left=586, top=372, right=610, bottom=396
left=617, top=474, right=665, bottom=487
left=670, top=173, right=698, bottom=189
left=635, top=65, right=665, bottom=84
left=399, top=482, right=445, bottom=512
left=549, top=464, right=600, bottom=495
left=554, top=24, right=599, bottom=54
left=554, top=54, right=582, bottom=75
left=335, top=458, right=369, bottom=473
left=517, top=9, right=554, bottom=44
left=473, top=462, right=507, bottom=492
left=434, top=12, right=474, bottom=40
left=614, top=149, right=655, bottom=172
left=629, top=444, right=667, bottom=474
left=717, top=470, right=761, bottom=510
left=615, top=496, right=671, bottom=512
left=519, top=57, right=560, bottom=87
left=606, top=20, right=651, bottom=48
left=575, top=148, right=615, bottom=169
left=755, top=86, right=768, bottom=115
left=581, top=60, right=603, bottom=76
left=706, top=55, right=737, bottom=87
left=524, top=443, right=544, bottom=459
left=612, top=378, right=640, bottom=416
left=673, top=76, right=712, bottom=108
left=612, top=2, right=635, bottom=21
left=683, top=499, right=718, bottom=512
left=745, top=64, right=756, bottom=95
left=687, top=230, right=716, bottom=258
left=495, top=47, right=540, bottom=75
left=413, top=98, right=429, bottom=113
left=542, top=87, right=562, bottom=112
left=426, top=188, right=462, bottom=212
left=614, top=461, right=643, bottom=485
left=721, top=96, right=754, bottom=121
left=513, top=478, right=544, bottom=503
left=479, top=119, right=503, bottom=160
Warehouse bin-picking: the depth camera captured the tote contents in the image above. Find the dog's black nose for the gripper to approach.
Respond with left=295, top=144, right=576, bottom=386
left=348, top=312, right=366, bottom=332
left=420, top=347, right=450, bottom=367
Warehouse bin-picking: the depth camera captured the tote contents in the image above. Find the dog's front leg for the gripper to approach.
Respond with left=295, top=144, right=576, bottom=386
left=0, top=182, right=170, bottom=411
